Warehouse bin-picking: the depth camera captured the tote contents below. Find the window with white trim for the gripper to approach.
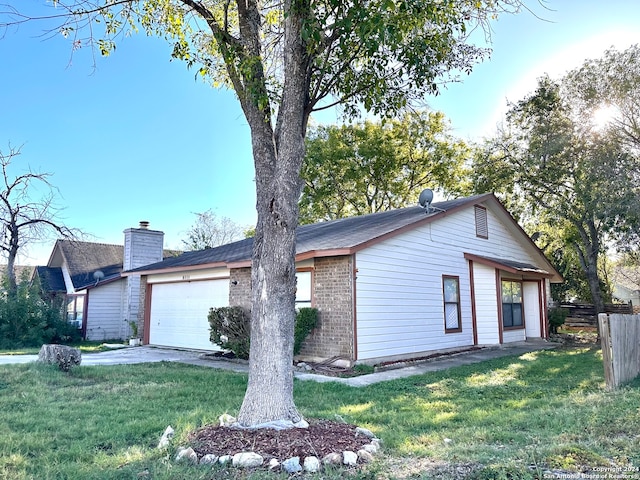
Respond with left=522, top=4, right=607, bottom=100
left=295, top=271, right=312, bottom=308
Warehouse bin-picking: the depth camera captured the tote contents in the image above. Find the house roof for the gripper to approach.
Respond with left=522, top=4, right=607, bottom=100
left=463, top=253, right=553, bottom=277
left=42, top=240, right=182, bottom=291
left=0, top=265, right=35, bottom=284
left=52, top=240, right=124, bottom=290
left=127, top=193, right=562, bottom=282
left=34, top=266, right=66, bottom=292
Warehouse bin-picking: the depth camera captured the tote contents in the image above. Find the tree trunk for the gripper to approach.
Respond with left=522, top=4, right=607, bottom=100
left=235, top=0, right=309, bottom=428
left=5, top=224, right=19, bottom=297
left=236, top=130, right=307, bottom=426
left=573, top=222, right=604, bottom=338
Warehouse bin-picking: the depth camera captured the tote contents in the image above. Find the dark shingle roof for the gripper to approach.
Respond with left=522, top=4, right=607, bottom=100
left=56, top=241, right=124, bottom=289
left=129, top=195, right=489, bottom=273
left=35, top=266, right=66, bottom=292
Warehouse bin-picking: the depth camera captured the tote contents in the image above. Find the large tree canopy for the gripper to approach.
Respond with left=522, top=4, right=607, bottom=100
left=2, top=0, right=523, bottom=427
left=563, top=44, right=640, bottom=152
left=300, top=111, right=472, bottom=223
left=474, top=72, right=640, bottom=314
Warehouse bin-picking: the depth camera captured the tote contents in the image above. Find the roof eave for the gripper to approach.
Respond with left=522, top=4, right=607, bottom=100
left=464, top=252, right=560, bottom=281
left=123, top=261, right=230, bottom=277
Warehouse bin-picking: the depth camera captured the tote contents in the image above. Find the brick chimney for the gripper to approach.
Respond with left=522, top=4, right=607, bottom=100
left=123, top=221, right=164, bottom=337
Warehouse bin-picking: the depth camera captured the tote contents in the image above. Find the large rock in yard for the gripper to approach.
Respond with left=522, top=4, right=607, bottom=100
left=232, top=452, right=264, bottom=468
left=38, top=344, right=81, bottom=371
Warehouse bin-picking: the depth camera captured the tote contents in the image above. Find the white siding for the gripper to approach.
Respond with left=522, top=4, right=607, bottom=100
left=473, top=263, right=499, bottom=345
left=524, top=281, right=542, bottom=338
left=355, top=206, right=540, bottom=360
left=147, top=267, right=230, bottom=284
left=85, top=280, right=126, bottom=341
left=503, top=329, right=526, bottom=343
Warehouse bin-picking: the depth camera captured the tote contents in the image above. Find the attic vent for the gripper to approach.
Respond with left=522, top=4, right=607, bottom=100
left=475, top=205, right=488, bottom=239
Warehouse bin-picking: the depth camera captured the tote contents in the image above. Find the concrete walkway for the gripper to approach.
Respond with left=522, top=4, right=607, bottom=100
left=295, top=341, right=557, bottom=387
left=0, top=341, right=557, bottom=386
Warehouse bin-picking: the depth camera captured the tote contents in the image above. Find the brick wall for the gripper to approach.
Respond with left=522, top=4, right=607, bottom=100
left=298, top=256, right=354, bottom=362
left=229, top=267, right=252, bottom=311
left=226, top=259, right=355, bottom=363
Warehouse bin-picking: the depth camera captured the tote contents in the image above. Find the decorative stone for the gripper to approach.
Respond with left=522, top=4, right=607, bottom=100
left=355, top=427, right=376, bottom=439
left=244, top=418, right=309, bottom=430
left=268, top=458, right=280, bottom=470
left=157, top=426, right=174, bottom=449
left=200, top=454, right=218, bottom=464
left=303, top=456, right=321, bottom=472
left=232, top=452, right=264, bottom=468
left=322, top=452, right=342, bottom=465
left=38, top=344, right=81, bottom=371
left=343, top=450, right=358, bottom=466
left=175, top=447, right=198, bottom=464
left=357, top=449, right=374, bottom=463
left=362, top=443, right=378, bottom=454
left=371, top=438, right=382, bottom=449
left=282, top=456, right=302, bottom=473
left=219, top=413, right=237, bottom=427
left=218, top=455, right=231, bottom=465
left=444, top=438, right=453, bottom=444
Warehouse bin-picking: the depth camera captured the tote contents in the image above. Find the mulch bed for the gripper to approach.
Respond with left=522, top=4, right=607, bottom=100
left=190, top=420, right=372, bottom=461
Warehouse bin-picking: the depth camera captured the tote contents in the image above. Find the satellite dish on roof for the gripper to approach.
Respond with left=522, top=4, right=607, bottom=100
left=418, top=189, right=434, bottom=209
left=93, top=270, right=104, bottom=284
left=418, top=188, right=444, bottom=214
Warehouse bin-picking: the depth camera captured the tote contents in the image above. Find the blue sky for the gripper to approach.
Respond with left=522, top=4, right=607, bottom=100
left=1, top=0, right=639, bottom=265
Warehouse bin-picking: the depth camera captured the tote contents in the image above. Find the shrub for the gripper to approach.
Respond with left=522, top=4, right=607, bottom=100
left=0, top=274, right=81, bottom=349
left=208, top=306, right=251, bottom=359
left=208, top=306, right=319, bottom=359
left=294, top=307, right=318, bottom=355
left=548, top=306, right=569, bottom=334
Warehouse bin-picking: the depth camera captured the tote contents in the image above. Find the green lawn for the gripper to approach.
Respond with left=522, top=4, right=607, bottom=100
left=0, top=346, right=638, bottom=479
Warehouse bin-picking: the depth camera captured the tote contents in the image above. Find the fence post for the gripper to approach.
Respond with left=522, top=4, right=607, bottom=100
left=598, top=313, right=615, bottom=390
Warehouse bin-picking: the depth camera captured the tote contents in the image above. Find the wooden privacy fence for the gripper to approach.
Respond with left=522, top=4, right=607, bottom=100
left=563, top=303, right=633, bottom=328
left=599, top=313, right=640, bottom=389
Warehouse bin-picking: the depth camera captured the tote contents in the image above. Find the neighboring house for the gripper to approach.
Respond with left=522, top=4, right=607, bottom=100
left=0, top=265, right=35, bottom=285
left=612, top=284, right=640, bottom=312
left=34, top=223, right=177, bottom=341
left=612, top=265, right=640, bottom=312
left=127, top=193, right=563, bottom=365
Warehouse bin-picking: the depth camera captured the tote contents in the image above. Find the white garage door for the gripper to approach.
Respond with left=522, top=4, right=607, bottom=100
left=149, top=280, right=229, bottom=351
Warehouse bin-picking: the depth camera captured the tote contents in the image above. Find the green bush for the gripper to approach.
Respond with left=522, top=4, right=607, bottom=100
left=294, top=307, right=318, bottom=355
left=548, top=306, right=569, bottom=334
left=208, top=306, right=251, bottom=359
left=208, top=306, right=319, bottom=359
left=0, top=275, right=81, bottom=349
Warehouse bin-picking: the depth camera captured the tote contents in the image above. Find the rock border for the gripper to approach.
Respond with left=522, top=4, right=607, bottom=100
left=168, top=417, right=382, bottom=473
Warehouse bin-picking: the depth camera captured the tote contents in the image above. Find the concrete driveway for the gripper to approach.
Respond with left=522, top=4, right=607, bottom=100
left=0, top=346, right=244, bottom=368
